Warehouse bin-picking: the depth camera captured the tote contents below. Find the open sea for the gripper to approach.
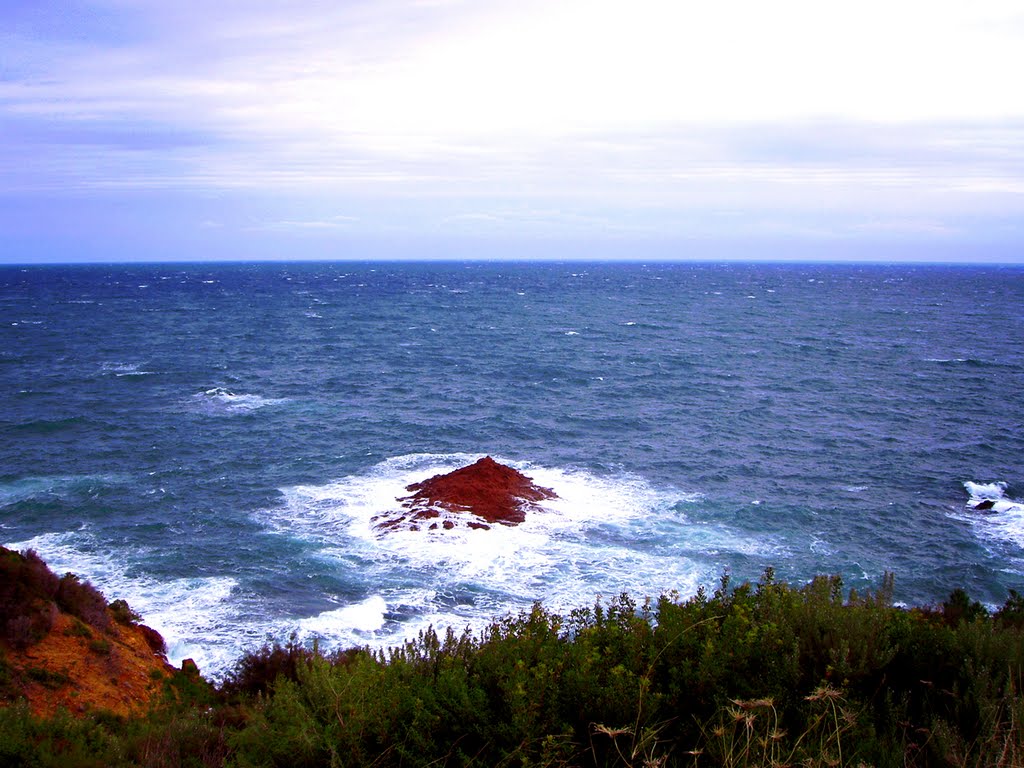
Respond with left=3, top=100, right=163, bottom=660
left=2, top=261, right=1023, bottom=677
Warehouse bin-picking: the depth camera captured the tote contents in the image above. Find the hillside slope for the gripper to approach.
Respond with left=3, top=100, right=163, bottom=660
left=1, top=546, right=182, bottom=717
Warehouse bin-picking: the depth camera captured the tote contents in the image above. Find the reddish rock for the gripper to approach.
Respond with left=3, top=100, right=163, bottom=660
left=374, top=457, right=557, bottom=531
left=138, top=624, right=167, bottom=655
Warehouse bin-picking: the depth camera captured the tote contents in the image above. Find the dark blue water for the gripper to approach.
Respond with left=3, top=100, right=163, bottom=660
left=2, top=261, right=1023, bottom=675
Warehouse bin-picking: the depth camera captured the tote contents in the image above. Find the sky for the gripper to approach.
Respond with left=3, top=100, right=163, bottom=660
left=1, top=0, right=1023, bottom=263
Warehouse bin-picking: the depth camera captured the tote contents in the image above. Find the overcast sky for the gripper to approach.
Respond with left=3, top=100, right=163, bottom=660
left=2, top=0, right=1023, bottom=262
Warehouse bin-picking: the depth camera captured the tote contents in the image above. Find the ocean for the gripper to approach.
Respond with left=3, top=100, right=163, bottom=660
left=2, top=261, right=1023, bottom=677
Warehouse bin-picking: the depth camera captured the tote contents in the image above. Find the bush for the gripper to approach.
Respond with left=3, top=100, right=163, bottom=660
left=0, top=548, right=62, bottom=648
left=63, top=618, right=92, bottom=639
left=109, top=599, right=141, bottom=626
left=995, top=589, right=1024, bottom=630
left=942, top=587, right=989, bottom=627
left=4, top=604, right=57, bottom=650
left=222, top=575, right=1024, bottom=768
left=24, top=666, right=71, bottom=690
left=2, top=569, right=1023, bottom=767
left=55, top=574, right=110, bottom=632
left=221, top=635, right=319, bottom=697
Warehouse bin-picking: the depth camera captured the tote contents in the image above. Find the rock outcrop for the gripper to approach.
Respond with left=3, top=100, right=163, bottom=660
left=374, top=456, right=557, bottom=531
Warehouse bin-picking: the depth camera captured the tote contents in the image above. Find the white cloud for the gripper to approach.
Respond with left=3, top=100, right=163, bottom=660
left=249, top=216, right=359, bottom=232
left=8, top=1, right=1024, bottom=137
left=1, top=0, right=1023, bottom=252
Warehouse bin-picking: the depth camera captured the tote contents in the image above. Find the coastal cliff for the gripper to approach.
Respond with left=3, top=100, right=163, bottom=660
left=0, top=546, right=183, bottom=717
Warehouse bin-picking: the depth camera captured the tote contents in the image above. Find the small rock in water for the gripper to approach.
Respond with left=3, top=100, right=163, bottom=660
left=373, top=456, right=557, bottom=532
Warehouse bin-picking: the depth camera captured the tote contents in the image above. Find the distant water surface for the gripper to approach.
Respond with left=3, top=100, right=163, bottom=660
left=2, top=261, right=1023, bottom=676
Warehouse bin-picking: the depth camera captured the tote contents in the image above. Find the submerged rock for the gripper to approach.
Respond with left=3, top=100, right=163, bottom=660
left=374, top=456, right=557, bottom=532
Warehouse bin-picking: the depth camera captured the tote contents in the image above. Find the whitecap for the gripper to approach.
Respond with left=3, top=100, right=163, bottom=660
left=191, top=387, right=288, bottom=414
left=964, top=481, right=1008, bottom=501
left=101, top=362, right=154, bottom=377
left=298, top=596, right=388, bottom=638
left=956, top=480, right=1024, bottom=550
left=809, top=537, right=834, bottom=555
left=255, top=453, right=760, bottom=656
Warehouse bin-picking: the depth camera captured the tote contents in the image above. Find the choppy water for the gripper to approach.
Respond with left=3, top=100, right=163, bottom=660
left=2, top=261, right=1023, bottom=677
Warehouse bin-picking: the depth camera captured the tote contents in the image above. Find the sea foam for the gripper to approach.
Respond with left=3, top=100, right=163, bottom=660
left=101, top=362, right=155, bottom=377
left=255, top=453, right=754, bottom=657
left=959, top=480, right=1024, bottom=549
left=191, top=387, right=288, bottom=414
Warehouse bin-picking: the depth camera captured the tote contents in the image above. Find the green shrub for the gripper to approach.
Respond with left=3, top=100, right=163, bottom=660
left=1, top=570, right=1023, bottom=767
left=995, top=589, right=1024, bottom=630
left=221, top=635, right=320, bottom=698
left=108, top=599, right=141, bottom=626
left=55, top=574, right=110, bottom=632
left=25, top=666, right=71, bottom=690
left=942, top=587, right=989, bottom=627
left=64, top=618, right=93, bottom=639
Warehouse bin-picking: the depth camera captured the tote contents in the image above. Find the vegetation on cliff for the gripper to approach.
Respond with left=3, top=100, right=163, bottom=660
left=2, top=550, right=1023, bottom=767
left=0, top=546, right=176, bottom=718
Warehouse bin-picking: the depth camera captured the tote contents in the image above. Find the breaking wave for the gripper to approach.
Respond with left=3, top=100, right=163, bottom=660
left=255, top=453, right=767, bottom=660
left=190, top=387, right=288, bottom=415
left=101, top=362, right=155, bottom=377
left=957, top=480, right=1024, bottom=550
left=0, top=474, right=124, bottom=506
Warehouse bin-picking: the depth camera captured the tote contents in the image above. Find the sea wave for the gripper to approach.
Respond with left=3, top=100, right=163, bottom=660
left=191, top=387, right=288, bottom=415
left=957, top=480, right=1024, bottom=549
left=0, top=474, right=124, bottom=507
left=3, top=416, right=86, bottom=435
left=101, top=362, right=155, bottom=377
left=255, top=453, right=761, bottom=658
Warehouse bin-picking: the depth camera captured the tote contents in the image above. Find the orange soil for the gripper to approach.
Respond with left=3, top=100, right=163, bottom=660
left=2, top=611, right=178, bottom=718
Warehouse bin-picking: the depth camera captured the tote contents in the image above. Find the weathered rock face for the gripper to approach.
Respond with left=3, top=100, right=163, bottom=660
left=374, top=456, right=557, bottom=531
